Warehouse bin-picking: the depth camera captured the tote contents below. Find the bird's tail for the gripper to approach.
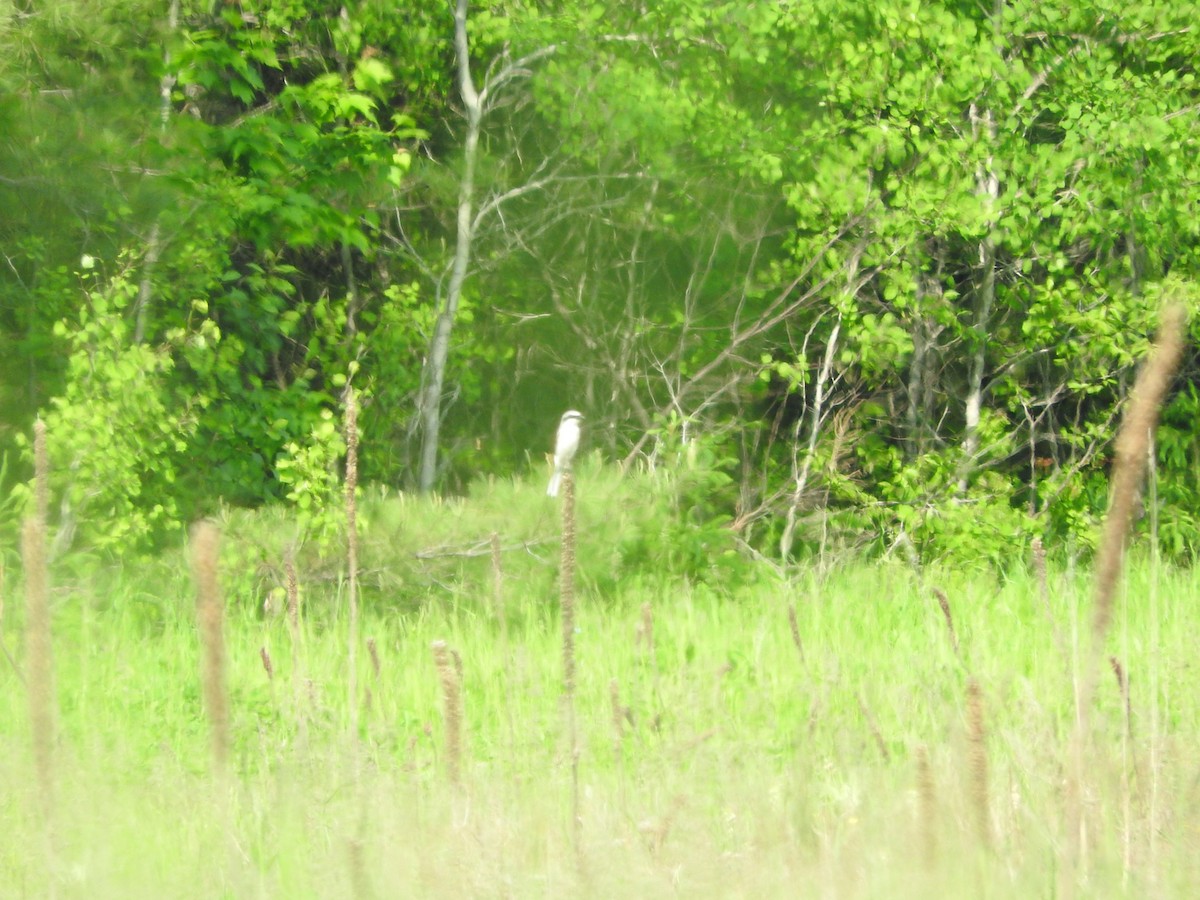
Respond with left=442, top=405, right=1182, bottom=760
left=547, top=469, right=562, bottom=497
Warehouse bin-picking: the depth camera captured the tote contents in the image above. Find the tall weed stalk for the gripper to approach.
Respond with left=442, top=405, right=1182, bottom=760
left=432, top=640, right=463, bottom=784
left=192, top=521, right=228, bottom=776
left=345, top=388, right=360, bottom=747
left=1064, top=301, right=1185, bottom=889
left=560, top=472, right=582, bottom=852
left=25, top=418, right=55, bottom=822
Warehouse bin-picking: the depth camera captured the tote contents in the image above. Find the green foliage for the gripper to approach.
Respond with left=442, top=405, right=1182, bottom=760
left=1149, top=382, right=1200, bottom=561
left=173, top=0, right=425, bottom=249
left=626, top=422, right=751, bottom=588
left=274, top=406, right=349, bottom=547
left=3, top=0, right=1200, bottom=568
left=15, top=269, right=197, bottom=553
left=163, top=1, right=431, bottom=506
left=174, top=257, right=354, bottom=506
left=356, top=281, right=426, bottom=480
left=0, top=451, right=24, bottom=552
left=0, top=239, right=79, bottom=452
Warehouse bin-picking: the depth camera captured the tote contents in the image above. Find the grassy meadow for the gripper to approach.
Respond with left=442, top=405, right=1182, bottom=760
left=3, top=464, right=1200, bottom=898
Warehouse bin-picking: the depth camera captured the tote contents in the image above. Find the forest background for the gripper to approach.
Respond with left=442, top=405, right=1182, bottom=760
left=3, top=0, right=1200, bottom=567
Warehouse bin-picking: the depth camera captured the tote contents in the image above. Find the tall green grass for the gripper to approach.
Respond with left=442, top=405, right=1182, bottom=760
left=4, top=467, right=1200, bottom=896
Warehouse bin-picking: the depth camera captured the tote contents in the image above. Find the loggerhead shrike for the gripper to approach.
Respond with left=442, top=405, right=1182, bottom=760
left=547, top=410, right=584, bottom=497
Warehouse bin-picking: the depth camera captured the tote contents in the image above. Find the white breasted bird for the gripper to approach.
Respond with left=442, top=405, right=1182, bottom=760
left=547, top=410, right=584, bottom=497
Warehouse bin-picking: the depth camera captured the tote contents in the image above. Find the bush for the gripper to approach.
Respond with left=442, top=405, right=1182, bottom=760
left=15, top=272, right=199, bottom=554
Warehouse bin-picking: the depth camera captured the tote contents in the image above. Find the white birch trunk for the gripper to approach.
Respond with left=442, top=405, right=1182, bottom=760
left=133, top=0, right=179, bottom=344
left=959, top=104, right=999, bottom=492
left=417, top=0, right=481, bottom=492
left=778, top=316, right=841, bottom=561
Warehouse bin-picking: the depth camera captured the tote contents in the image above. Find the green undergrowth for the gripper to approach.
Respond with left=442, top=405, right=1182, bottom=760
left=2, top=480, right=1200, bottom=896
left=204, top=457, right=758, bottom=621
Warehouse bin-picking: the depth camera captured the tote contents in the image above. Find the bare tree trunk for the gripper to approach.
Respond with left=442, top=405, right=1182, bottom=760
left=906, top=319, right=929, bottom=454
left=341, top=239, right=360, bottom=342
left=779, top=315, right=841, bottom=561
left=905, top=255, right=945, bottom=459
left=417, top=0, right=481, bottom=492
left=336, top=6, right=361, bottom=345
left=134, top=224, right=162, bottom=345
left=411, top=2, right=558, bottom=490
left=959, top=104, right=999, bottom=491
left=133, top=0, right=179, bottom=344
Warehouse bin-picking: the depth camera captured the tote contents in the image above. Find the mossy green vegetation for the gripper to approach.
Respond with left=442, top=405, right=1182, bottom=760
left=3, top=474, right=1199, bottom=897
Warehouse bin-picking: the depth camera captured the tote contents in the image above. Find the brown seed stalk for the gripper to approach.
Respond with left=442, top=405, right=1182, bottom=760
left=285, top=547, right=300, bottom=639
left=966, top=678, right=990, bottom=849
left=561, top=473, right=577, bottom=697
left=33, top=418, right=49, bottom=527
left=933, top=588, right=960, bottom=657
left=1110, top=656, right=1133, bottom=744
left=915, top=744, right=937, bottom=868
left=637, top=601, right=654, bottom=666
left=192, top=521, right=228, bottom=775
left=560, top=472, right=582, bottom=847
left=1092, top=302, right=1185, bottom=645
left=345, top=388, right=361, bottom=746
left=1066, top=302, right=1185, bottom=883
left=787, top=604, right=805, bottom=661
left=367, top=637, right=381, bottom=679
left=284, top=546, right=309, bottom=741
left=23, top=515, right=55, bottom=817
left=490, top=531, right=507, bottom=638
left=610, top=678, right=624, bottom=756
left=432, top=640, right=463, bottom=783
